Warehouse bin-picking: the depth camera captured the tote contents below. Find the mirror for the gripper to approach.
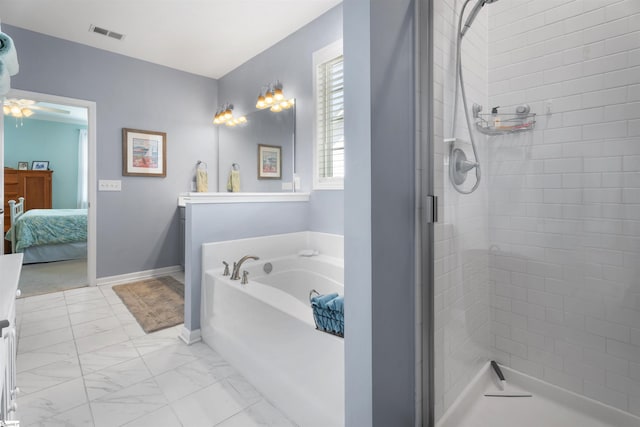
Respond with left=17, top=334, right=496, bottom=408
left=218, top=104, right=295, bottom=192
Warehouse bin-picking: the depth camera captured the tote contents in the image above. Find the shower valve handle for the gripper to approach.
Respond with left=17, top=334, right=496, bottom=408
left=459, top=159, right=479, bottom=173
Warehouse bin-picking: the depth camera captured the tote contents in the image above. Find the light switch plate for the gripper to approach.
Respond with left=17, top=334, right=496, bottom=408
left=99, top=180, right=122, bottom=191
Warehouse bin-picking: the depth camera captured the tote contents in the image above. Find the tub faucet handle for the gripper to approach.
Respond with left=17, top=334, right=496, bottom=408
left=222, top=261, right=230, bottom=276
left=241, top=270, right=249, bottom=285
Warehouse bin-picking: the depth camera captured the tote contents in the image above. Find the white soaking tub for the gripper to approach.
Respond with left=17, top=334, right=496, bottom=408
left=201, top=253, right=344, bottom=427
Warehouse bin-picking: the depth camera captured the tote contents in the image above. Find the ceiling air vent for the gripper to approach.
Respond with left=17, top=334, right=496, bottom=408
left=107, top=31, right=124, bottom=41
left=89, top=25, right=126, bottom=41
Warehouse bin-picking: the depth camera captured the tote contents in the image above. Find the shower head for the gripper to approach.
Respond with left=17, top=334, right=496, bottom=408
left=460, top=0, right=499, bottom=38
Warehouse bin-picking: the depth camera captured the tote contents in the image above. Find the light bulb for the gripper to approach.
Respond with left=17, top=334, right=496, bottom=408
left=3, top=105, right=10, bottom=115
left=265, top=91, right=274, bottom=105
left=256, top=95, right=266, bottom=109
left=271, top=104, right=282, bottom=113
left=224, top=109, right=232, bottom=120
left=274, top=88, right=284, bottom=101
left=11, top=106, right=21, bottom=115
left=238, top=116, right=247, bottom=123
left=280, top=100, right=290, bottom=109
left=22, top=108, right=34, bottom=117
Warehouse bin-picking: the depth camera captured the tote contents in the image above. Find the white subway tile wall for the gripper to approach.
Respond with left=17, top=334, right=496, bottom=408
left=487, top=0, right=640, bottom=417
left=433, top=0, right=492, bottom=420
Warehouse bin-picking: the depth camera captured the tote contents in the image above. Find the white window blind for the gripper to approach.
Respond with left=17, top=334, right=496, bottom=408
left=313, top=40, right=344, bottom=189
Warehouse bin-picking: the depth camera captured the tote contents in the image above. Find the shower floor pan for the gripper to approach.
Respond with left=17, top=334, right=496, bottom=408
left=437, top=362, right=640, bottom=427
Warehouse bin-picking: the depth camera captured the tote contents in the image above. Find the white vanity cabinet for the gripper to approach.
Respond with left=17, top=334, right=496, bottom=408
left=0, top=254, right=22, bottom=426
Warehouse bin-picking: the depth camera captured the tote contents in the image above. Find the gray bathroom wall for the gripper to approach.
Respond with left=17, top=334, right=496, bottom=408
left=184, top=201, right=310, bottom=330
left=217, top=5, right=344, bottom=235
left=344, top=0, right=417, bottom=425
left=5, top=24, right=218, bottom=278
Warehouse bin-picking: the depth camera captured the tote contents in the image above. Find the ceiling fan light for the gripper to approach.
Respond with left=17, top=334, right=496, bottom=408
left=256, top=95, right=266, bottom=109
left=224, top=109, right=233, bottom=120
left=238, top=116, right=247, bottom=124
left=3, top=105, right=10, bottom=115
left=10, top=106, right=21, bottom=115
left=270, top=104, right=282, bottom=113
left=22, top=108, right=34, bottom=118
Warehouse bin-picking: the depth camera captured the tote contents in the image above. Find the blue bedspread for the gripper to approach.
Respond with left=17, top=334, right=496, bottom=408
left=5, top=209, right=87, bottom=251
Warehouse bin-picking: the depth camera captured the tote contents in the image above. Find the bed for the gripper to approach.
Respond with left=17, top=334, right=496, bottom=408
left=4, top=197, right=87, bottom=264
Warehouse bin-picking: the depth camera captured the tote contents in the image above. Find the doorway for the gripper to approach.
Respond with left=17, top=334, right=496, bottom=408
left=1, top=89, right=97, bottom=292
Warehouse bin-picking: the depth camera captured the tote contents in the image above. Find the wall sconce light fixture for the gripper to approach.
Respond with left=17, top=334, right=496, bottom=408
left=256, top=81, right=295, bottom=113
left=213, top=103, right=247, bottom=126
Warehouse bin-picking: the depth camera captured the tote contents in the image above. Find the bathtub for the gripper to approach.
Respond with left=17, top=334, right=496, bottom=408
left=201, top=252, right=344, bottom=427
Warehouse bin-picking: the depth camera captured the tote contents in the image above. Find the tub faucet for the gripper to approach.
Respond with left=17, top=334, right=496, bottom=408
left=231, top=255, right=259, bottom=280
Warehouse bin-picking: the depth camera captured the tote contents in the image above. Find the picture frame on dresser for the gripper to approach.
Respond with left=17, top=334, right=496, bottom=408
left=17, top=162, right=28, bottom=170
left=32, top=160, right=49, bottom=171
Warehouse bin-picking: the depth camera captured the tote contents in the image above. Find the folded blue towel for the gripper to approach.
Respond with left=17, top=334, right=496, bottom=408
left=310, top=292, right=339, bottom=309
left=326, top=296, right=344, bottom=313
left=0, top=60, right=9, bottom=97
left=0, top=32, right=19, bottom=76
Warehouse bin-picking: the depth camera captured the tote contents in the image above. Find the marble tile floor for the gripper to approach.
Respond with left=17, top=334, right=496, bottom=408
left=15, top=281, right=296, bottom=426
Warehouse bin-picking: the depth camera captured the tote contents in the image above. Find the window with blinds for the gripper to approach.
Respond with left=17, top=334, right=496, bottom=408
left=313, top=40, right=344, bottom=189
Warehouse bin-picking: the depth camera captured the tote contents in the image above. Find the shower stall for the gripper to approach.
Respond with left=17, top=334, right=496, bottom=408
left=426, top=0, right=640, bottom=424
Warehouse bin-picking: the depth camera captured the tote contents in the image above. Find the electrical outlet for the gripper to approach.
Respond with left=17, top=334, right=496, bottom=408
left=98, top=180, right=122, bottom=191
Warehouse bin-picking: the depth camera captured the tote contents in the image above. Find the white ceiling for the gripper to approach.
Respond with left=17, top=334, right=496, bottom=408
left=0, top=0, right=342, bottom=79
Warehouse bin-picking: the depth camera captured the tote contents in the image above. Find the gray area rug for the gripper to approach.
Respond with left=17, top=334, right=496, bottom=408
left=18, top=259, right=88, bottom=298
left=113, top=276, right=184, bottom=334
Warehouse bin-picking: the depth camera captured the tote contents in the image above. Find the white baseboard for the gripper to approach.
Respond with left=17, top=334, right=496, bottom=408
left=179, top=326, right=202, bottom=345
left=97, top=265, right=183, bottom=287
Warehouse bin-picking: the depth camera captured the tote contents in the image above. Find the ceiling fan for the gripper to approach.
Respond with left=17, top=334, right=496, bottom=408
left=2, top=98, right=71, bottom=118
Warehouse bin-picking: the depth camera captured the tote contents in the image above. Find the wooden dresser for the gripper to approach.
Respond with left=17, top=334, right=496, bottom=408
left=4, top=168, right=53, bottom=253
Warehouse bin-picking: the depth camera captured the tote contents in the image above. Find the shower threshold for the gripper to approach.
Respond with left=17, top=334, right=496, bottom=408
left=437, top=362, right=640, bottom=427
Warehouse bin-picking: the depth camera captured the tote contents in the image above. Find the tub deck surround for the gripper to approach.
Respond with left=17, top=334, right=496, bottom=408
left=437, top=362, right=640, bottom=427
left=177, top=192, right=310, bottom=207
left=200, top=232, right=344, bottom=427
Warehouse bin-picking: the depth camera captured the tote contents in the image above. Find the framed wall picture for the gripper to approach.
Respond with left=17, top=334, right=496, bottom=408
left=122, top=128, right=167, bottom=177
left=257, top=144, right=281, bottom=180
left=17, top=161, right=28, bottom=170
left=32, top=161, right=49, bottom=170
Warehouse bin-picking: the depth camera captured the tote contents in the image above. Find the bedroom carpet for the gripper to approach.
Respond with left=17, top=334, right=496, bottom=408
left=18, top=259, right=88, bottom=298
left=112, top=276, right=184, bottom=334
